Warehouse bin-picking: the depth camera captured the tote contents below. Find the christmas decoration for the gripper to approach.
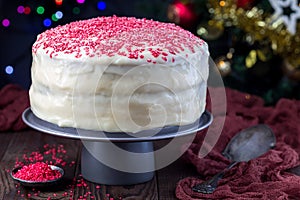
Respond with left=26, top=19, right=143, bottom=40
left=5, top=66, right=14, bottom=75
left=1, top=0, right=300, bottom=104
left=268, top=0, right=300, bottom=35
left=282, top=59, right=300, bottom=81
left=2, top=19, right=10, bottom=27
left=195, top=0, right=300, bottom=104
left=236, top=0, right=256, bottom=8
left=167, top=0, right=198, bottom=28
left=0, top=0, right=113, bottom=88
left=215, top=56, right=232, bottom=77
left=154, top=0, right=300, bottom=104
left=207, top=0, right=300, bottom=70
left=196, top=20, right=224, bottom=40
left=0, top=0, right=109, bottom=30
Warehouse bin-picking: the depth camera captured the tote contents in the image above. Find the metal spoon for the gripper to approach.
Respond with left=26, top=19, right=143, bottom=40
left=287, top=165, right=300, bottom=176
left=11, top=165, right=64, bottom=187
left=192, top=124, right=276, bottom=194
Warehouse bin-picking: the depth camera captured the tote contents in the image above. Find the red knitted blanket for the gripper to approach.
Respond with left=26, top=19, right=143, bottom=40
left=176, top=88, right=300, bottom=199
left=0, top=84, right=29, bottom=131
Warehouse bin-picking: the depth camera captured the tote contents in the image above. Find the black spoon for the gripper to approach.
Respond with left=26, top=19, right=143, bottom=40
left=192, top=124, right=276, bottom=194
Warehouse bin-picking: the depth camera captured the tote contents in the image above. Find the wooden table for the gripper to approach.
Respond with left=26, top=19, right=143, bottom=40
left=0, top=130, right=198, bottom=199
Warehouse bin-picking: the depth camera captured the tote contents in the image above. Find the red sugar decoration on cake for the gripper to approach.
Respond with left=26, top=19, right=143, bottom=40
left=32, top=16, right=205, bottom=61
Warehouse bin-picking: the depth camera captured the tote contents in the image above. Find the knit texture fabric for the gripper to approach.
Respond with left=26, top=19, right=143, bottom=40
left=0, top=84, right=29, bottom=131
left=176, top=88, right=300, bottom=200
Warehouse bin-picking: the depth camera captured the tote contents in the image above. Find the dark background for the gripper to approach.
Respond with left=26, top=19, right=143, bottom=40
left=0, top=0, right=172, bottom=89
left=1, top=0, right=299, bottom=104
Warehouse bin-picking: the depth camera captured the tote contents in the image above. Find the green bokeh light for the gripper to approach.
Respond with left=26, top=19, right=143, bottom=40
left=36, top=6, right=45, bottom=15
left=72, top=7, right=80, bottom=15
left=51, top=14, right=58, bottom=21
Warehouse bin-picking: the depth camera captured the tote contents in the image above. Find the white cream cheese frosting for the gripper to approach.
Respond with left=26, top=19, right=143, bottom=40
left=29, top=16, right=209, bottom=133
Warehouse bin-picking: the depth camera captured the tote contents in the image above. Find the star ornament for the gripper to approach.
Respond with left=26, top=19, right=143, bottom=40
left=269, top=0, right=300, bottom=35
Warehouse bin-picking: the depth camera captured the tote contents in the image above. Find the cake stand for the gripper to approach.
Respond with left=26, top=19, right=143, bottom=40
left=22, top=108, right=212, bottom=185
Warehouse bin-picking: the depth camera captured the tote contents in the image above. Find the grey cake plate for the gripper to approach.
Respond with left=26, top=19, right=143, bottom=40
left=22, top=108, right=212, bottom=142
left=22, top=108, right=212, bottom=185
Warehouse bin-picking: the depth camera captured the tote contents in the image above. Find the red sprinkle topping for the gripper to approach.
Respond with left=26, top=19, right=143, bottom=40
left=33, top=16, right=205, bottom=62
left=14, top=162, right=62, bottom=182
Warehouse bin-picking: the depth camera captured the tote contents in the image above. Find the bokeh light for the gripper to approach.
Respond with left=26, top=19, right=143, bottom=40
left=52, top=14, right=58, bottom=22
left=77, top=0, right=85, bottom=4
left=5, top=66, right=14, bottom=75
left=55, top=0, right=63, bottom=6
left=24, top=6, right=31, bottom=15
left=219, top=1, right=226, bottom=7
left=55, top=11, right=63, bottom=19
left=72, top=7, right=80, bottom=15
left=97, top=1, right=106, bottom=10
left=2, top=19, right=10, bottom=27
left=43, top=18, right=52, bottom=27
left=17, top=6, right=25, bottom=14
left=36, top=6, right=45, bottom=15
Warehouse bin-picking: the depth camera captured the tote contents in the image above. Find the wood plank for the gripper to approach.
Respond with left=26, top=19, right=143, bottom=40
left=0, top=130, right=80, bottom=200
left=0, top=132, right=23, bottom=200
left=0, top=132, right=14, bottom=160
left=155, top=139, right=199, bottom=200
left=156, top=157, right=198, bottom=200
left=70, top=174, right=158, bottom=200
left=0, top=131, right=159, bottom=199
left=72, top=148, right=158, bottom=200
left=99, top=176, right=158, bottom=200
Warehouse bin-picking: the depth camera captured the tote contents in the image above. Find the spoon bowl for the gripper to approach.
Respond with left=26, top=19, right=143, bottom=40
left=11, top=165, right=64, bottom=187
left=222, top=124, right=276, bottom=162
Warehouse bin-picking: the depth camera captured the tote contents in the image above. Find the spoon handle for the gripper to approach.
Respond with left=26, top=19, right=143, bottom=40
left=192, top=170, right=225, bottom=194
left=192, top=161, right=237, bottom=194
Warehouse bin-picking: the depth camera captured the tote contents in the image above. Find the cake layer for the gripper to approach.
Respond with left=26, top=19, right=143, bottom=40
left=30, top=83, right=206, bottom=132
left=31, top=55, right=208, bottom=95
left=29, top=16, right=210, bottom=132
